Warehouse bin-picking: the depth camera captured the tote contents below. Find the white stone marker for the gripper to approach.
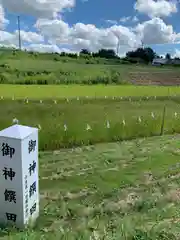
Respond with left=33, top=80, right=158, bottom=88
left=0, top=124, right=39, bottom=228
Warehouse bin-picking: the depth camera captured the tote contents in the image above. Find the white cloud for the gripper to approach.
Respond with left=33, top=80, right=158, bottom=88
left=105, top=19, right=118, bottom=25
left=0, top=0, right=75, bottom=18
left=174, top=33, right=180, bottom=43
left=14, top=30, right=44, bottom=43
left=135, top=0, right=177, bottom=18
left=35, top=19, right=70, bottom=44
left=25, top=44, right=61, bottom=53
left=119, top=16, right=131, bottom=23
left=0, top=43, right=17, bottom=49
left=0, top=29, right=44, bottom=47
left=0, top=16, right=179, bottom=56
left=110, top=25, right=139, bottom=47
left=173, top=49, right=180, bottom=58
left=0, top=5, right=9, bottom=29
left=119, top=16, right=139, bottom=23
left=132, top=16, right=139, bottom=23
left=23, top=17, right=177, bottom=54
left=0, top=31, right=17, bottom=45
left=25, top=43, right=77, bottom=54
left=135, top=17, right=175, bottom=44
left=71, top=23, right=99, bottom=41
left=34, top=19, right=141, bottom=52
left=72, top=38, right=94, bottom=51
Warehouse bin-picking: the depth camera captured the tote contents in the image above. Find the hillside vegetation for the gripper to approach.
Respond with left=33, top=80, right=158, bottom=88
left=0, top=48, right=180, bottom=85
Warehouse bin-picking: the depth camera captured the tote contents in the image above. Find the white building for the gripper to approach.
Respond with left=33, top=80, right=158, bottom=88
left=152, top=58, right=168, bottom=66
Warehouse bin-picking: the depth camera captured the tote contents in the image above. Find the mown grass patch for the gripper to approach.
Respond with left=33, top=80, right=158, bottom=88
left=1, top=135, right=180, bottom=239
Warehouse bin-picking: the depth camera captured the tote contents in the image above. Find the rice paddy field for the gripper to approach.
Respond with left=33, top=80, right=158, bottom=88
left=1, top=84, right=180, bottom=99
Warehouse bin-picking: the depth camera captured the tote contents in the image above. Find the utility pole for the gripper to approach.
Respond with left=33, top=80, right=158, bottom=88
left=116, top=37, right=120, bottom=56
left=141, top=40, right=144, bottom=49
left=17, top=16, right=21, bottom=50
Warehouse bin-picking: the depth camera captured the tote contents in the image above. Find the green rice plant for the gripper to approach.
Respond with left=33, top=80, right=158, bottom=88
left=1, top=85, right=180, bottom=99
left=0, top=99, right=179, bottom=150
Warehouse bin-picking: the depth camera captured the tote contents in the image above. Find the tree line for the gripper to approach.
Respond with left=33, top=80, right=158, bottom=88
left=59, top=48, right=179, bottom=64
left=6, top=46, right=179, bottom=64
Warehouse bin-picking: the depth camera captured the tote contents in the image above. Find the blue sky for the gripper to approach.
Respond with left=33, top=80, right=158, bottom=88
left=1, top=0, right=180, bottom=57
left=65, top=0, right=138, bottom=26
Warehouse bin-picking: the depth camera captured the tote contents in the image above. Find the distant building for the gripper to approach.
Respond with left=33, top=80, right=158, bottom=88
left=170, top=59, right=180, bottom=65
left=152, top=58, right=180, bottom=66
left=152, top=58, right=168, bottom=66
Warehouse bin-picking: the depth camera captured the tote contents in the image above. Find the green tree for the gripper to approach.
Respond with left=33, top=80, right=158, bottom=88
left=80, top=49, right=91, bottom=55
left=96, top=49, right=117, bottom=59
left=165, top=53, right=171, bottom=60
left=126, top=47, right=156, bottom=63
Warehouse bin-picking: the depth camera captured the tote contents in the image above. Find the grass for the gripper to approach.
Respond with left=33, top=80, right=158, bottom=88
left=0, top=60, right=127, bottom=85
left=1, top=85, right=180, bottom=99
left=1, top=98, right=180, bottom=149
left=4, top=59, right=179, bottom=72
left=2, top=134, right=180, bottom=239
left=0, top=57, right=180, bottom=85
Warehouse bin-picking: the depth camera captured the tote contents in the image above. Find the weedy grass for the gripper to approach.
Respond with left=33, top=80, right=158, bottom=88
left=0, top=60, right=127, bottom=85
left=0, top=58, right=180, bottom=85
left=1, top=135, right=180, bottom=239
left=1, top=98, right=180, bottom=149
left=1, top=85, right=180, bottom=99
